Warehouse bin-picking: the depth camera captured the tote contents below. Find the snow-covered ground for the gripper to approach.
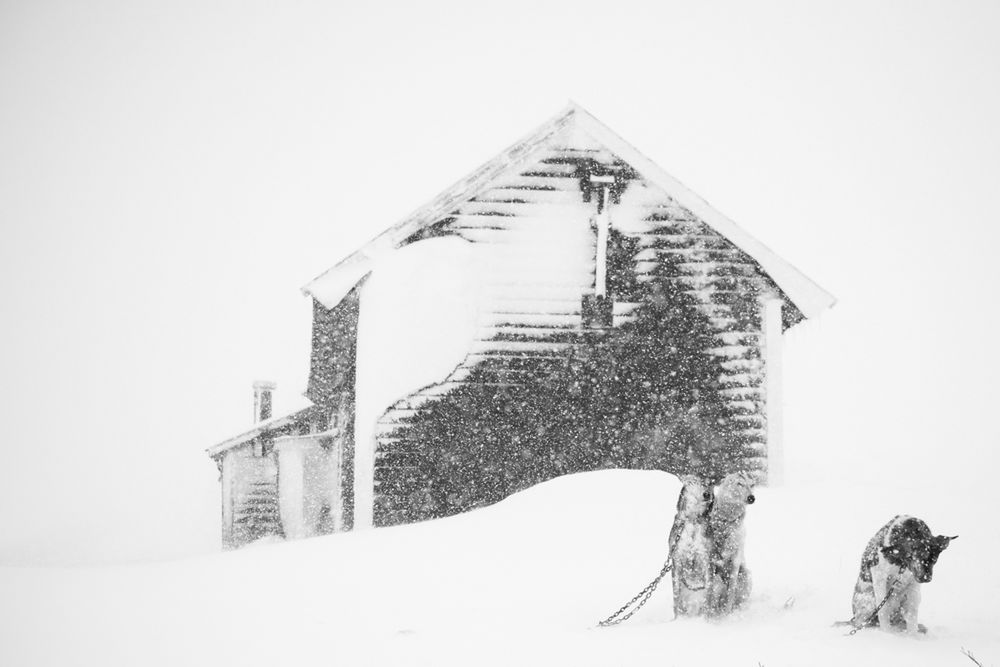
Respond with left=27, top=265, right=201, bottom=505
left=1, top=470, right=995, bottom=666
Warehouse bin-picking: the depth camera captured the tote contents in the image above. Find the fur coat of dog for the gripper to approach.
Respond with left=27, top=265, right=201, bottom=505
left=850, top=515, right=956, bottom=633
left=706, top=471, right=756, bottom=616
left=668, top=476, right=714, bottom=617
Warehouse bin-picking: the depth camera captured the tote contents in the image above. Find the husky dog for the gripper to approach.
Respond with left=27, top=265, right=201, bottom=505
left=850, top=515, right=956, bottom=633
left=668, top=476, right=715, bottom=617
left=706, top=471, right=756, bottom=616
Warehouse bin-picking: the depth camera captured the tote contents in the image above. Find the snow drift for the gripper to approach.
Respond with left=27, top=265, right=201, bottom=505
left=0, top=470, right=995, bottom=666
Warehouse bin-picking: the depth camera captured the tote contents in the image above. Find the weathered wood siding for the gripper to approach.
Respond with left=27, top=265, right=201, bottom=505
left=306, top=282, right=363, bottom=530
left=367, top=136, right=799, bottom=526
left=216, top=406, right=331, bottom=548
left=220, top=441, right=283, bottom=549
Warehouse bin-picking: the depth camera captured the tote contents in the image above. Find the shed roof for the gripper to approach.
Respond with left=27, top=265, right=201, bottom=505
left=302, top=103, right=835, bottom=319
left=206, top=404, right=315, bottom=458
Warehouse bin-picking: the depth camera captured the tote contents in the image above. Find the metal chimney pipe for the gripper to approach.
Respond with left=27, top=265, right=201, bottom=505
left=252, top=380, right=276, bottom=424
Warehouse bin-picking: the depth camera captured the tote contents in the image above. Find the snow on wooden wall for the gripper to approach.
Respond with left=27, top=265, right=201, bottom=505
left=306, top=284, right=362, bottom=530
left=211, top=107, right=830, bottom=545
left=361, top=134, right=797, bottom=527
left=220, top=442, right=283, bottom=548
left=211, top=287, right=364, bottom=551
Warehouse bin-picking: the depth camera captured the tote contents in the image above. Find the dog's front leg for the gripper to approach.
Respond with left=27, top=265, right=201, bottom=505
left=725, top=563, right=740, bottom=613
left=707, top=561, right=727, bottom=616
left=871, top=567, right=894, bottom=631
left=899, top=585, right=921, bottom=634
left=713, top=562, right=738, bottom=616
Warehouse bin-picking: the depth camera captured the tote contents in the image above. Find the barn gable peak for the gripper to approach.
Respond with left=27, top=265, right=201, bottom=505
left=302, top=103, right=834, bottom=320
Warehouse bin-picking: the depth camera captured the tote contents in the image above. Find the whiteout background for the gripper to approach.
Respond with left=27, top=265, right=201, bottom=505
left=1, top=0, right=998, bottom=575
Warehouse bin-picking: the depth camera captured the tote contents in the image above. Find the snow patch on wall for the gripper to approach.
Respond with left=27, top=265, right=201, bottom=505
left=353, top=237, right=486, bottom=528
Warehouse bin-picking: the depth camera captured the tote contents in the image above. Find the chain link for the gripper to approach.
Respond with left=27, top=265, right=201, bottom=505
left=847, top=565, right=905, bottom=636
left=597, top=558, right=672, bottom=627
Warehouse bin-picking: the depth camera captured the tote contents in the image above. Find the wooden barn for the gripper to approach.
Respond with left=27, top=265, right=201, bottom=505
left=207, top=104, right=834, bottom=549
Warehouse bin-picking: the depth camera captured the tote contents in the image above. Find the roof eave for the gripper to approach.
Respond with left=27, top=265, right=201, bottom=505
left=206, top=405, right=315, bottom=458
left=301, top=103, right=582, bottom=306
left=570, top=106, right=836, bottom=319
left=302, top=102, right=835, bottom=319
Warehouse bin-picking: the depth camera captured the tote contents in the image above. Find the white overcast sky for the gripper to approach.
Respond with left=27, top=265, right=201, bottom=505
left=1, top=0, right=998, bottom=564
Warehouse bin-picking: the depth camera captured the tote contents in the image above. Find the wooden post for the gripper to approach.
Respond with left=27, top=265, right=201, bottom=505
left=594, top=185, right=610, bottom=298
left=762, top=298, right=784, bottom=486
left=354, top=430, right=374, bottom=530
left=275, top=437, right=306, bottom=540
left=219, top=453, right=234, bottom=549
left=590, top=175, right=615, bottom=297
left=582, top=175, right=615, bottom=329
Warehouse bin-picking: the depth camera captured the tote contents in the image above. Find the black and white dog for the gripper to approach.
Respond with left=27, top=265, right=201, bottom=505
left=668, top=476, right=715, bottom=617
left=850, top=515, right=957, bottom=633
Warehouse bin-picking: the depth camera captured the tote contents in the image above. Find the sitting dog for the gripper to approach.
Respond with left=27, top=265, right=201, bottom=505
left=668, top=476, right=714, bottom=617
left=850, top=515, right=956, bottom=633
left=707, top=471, right=756, bottom=616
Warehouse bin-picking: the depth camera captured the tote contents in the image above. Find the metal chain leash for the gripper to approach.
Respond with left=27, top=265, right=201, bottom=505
left=597, top=557, right=673, bottom=627
left=846, top=565, right=906, bottom=636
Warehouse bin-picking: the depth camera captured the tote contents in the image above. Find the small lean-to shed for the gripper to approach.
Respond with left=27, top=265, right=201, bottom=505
left=208, top=104, right=833, bottom=549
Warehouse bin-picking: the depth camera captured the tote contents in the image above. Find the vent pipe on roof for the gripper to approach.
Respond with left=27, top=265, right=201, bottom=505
left=252, top=381, right=276, bottom=424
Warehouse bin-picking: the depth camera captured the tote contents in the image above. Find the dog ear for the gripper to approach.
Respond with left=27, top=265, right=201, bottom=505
left=935, top=535, right=957, bottom=550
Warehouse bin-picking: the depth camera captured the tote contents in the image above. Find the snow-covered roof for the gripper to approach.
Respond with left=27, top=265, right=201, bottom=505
left=206, top=404, right=314, bottom=458
left=302, top=103, right=835, bottom=319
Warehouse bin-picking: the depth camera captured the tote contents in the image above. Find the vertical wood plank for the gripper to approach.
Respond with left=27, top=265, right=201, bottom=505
left=762, top=297, right=784, bottom=485
left=220, top=453, right=233, bottom=549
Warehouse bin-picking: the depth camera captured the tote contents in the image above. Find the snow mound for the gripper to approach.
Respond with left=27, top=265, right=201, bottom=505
left=1, top=471, right=995, bottom=666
